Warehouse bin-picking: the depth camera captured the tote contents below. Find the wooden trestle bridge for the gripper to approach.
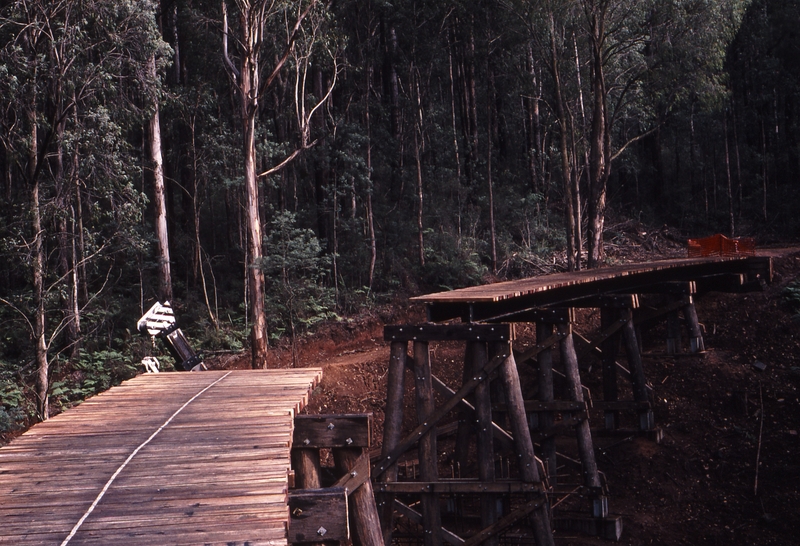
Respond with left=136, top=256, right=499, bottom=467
left=376, top=253, right=773, bottom=546
left=0, top=253, right=774, bottom=545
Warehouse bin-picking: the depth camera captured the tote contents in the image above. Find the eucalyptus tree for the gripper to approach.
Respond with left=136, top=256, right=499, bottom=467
left=222, top=0, right=337, bottom=367
left=507, top=0, right=750, bottom=267
left=727, top=0, right=798, bottom=229
left=0, top=0, right=167, bottom=419
left=147, top=53, right=172, bottom=304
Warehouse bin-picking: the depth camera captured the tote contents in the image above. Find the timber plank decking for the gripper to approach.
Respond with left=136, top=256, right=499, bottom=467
left=414, top=254, right=774, bottom=322
left=0, top=369, right=322, bottom=546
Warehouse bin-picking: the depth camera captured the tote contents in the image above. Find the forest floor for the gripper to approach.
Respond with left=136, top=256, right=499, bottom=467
left=209, top=226, right=800, bottom=546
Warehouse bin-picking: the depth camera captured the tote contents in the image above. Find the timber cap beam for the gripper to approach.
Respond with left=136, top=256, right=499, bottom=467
left=384, top=323, right=512, bottom=342
left=288, top=487, right=349, bottom=543
left=293, top=414, right=371, bottom=449
left=694, top=273, right=767, bottom=294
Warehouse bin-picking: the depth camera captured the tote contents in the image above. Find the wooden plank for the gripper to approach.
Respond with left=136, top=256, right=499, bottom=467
left=420, top=255, right=773, bottom=322
left=566, top=294, right=639, bottom=309
left=493, top=400, right=585, bottom=413
left=333, top=450, right=372, bottom=493
left=486, top=307, right=573, bottom=324
left=293, top=414, right=371, bottom=448
left=288, top=487, right=349, bottom=543
left=0, top=369, right=323, bottom=546
left=376, top=481, right=542, bottom=494
left=384, top=323, right=511, bottom=342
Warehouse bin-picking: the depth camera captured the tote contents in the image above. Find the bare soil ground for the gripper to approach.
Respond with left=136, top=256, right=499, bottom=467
left=207, top=235, right=800, bottom=545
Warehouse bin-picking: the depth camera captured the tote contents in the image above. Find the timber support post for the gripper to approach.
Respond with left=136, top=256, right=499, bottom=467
left=666, top=304, right=682, bottom=354
left=414, top=340, right=443, bottom=546
left=620, top=308, right=656, bottom=433
left=472, top=341, right=498, bottom=546
left=381, top=323, right=556, bottom=546
left=495, top=340, right=554, bottom=546
left=535, top=321, right=557, bottom=484
left=557, top=322, right=606, bottom=518
left=291, top=414, right=383, bottom=546
left=378, top=340, right=407, bottom=544
left=682, top=297, right=706, bottom=353
left=600, top=307, right=620, bottom=430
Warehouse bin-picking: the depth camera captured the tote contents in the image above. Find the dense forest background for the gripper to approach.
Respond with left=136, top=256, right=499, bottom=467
left=1, top=0, right=799, bottom=429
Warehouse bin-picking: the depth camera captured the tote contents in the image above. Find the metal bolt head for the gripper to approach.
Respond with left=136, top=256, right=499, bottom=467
left=303, top=438, right=310, bottom=446
left=327, top=422, right=335, bottom=430
left=346, top=437, right=353, bottom=445
left=317, top=527, right=327, bottom=537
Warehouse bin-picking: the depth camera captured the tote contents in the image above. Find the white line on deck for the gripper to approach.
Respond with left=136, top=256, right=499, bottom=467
left=60, top=371, right=233, bottom=545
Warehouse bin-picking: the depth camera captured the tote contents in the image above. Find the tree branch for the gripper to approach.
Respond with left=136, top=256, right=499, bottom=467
left=260, top=0, right=322, bottom=95
left=257, top=138, right=318, bottom=178
left=221, top=0, right=240, bottom=84
left=610, top=126, right=658, bottom=162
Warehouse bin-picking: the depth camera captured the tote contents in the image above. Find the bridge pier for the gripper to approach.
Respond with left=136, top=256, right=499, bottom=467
left=380, top=254, right=773, bottom=544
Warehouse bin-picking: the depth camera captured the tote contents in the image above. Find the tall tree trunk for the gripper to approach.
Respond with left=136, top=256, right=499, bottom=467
left=571, top=33, right=585, bottom=270
left=29, top=106, right=48, bottom=420
left=462, top=24, right=479, bottom=190
left=313, top=66, right=331, bottom=251
left=1, top=143, right=8, bottom=202
left=381, top=17, right=402, bottom=198
left=227, top=0, right=269, bottom=368
left=71, top=95, right=88, bottom=305
left=148, top=54, right=173, bottom=303
left=414, top=119, right=425, bottom=267
left=690, top=103, right=697, bottom=198
left=523, top=43, right=541, bottom=195
left=53, top=109, right=80, bottom=355
left=586, top=7, right=610, bottom=269
left=243, top=87, right=268, bottom=367
left=723, top=110, right=735, bottom=237
left=549, top=14, right=575, bottom=271
left=365, top=66, right=377, bottom=290
left=487, top=66, right=497, bottom=274
left=761, top=118, right=768, bottom=222
left=448, top=28, right=463, bottom=242
left=732, top=101, right=743, bottom=217
left=414, top=98, right=425, bottom=268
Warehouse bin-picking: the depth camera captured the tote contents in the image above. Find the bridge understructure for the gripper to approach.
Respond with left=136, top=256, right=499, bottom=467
left=375, top=255, right=773, bottom=546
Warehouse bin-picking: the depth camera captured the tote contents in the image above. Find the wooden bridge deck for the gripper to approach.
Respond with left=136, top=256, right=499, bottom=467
left=415, top=253, right=774, bottom=322
left=0, top=369, right=322, bottom=546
